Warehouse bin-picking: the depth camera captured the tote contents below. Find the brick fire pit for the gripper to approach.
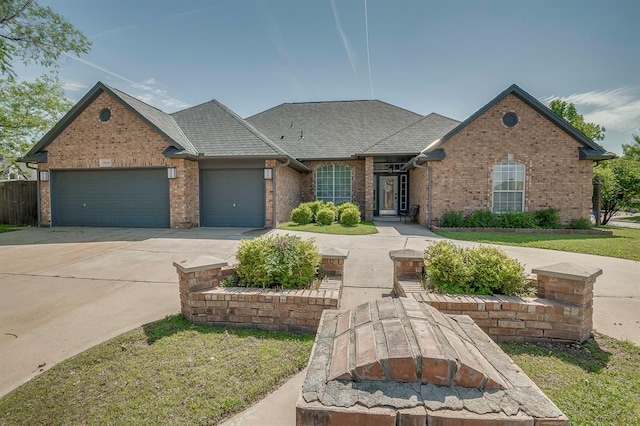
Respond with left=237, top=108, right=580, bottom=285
left=297, top=297, right=568, bottom=425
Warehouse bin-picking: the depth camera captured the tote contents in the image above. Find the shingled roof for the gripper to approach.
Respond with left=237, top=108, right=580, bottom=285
left=361, top=112, right=460, bottom=156
left=246, top=100, right=423, bottom=160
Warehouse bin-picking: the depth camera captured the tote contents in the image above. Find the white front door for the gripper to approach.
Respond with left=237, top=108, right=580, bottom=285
left=379, top=176, right=398, bottom=215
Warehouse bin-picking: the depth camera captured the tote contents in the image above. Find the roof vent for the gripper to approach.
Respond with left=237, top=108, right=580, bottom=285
left=503, top=112, right=518, bottom=127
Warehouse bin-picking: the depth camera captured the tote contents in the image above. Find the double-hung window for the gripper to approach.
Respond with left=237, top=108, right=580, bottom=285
left=492, top=162, right=525, bottom=213
left=316, top=165, right=351, bottom=205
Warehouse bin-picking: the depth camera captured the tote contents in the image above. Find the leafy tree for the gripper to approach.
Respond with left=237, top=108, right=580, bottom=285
left=0, top=0, right=90, bottom=77
left=622, top=133, right=640, bottom=160
left=0, top=1, right=90, bottom=167
left=0, top=75, right=72, bottom=158
left=593, top=158, right=640, bottom=225
left=549, top=99, right=606, bottom=142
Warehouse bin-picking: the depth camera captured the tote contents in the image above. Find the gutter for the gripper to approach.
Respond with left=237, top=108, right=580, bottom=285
left=25, top=162, right=41, bottom=226
left=411, top=159, right=432, bottom=229
left=271, top=158, right=290, bottom=227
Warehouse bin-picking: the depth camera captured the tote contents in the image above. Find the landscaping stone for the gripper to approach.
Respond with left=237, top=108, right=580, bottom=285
left=297, top=298, right=567, bottom=425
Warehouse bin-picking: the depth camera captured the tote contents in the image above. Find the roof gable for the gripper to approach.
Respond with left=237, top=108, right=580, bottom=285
left=22, top=81, right=196, bottom=162
left=247, top=100, right=423, bottom=159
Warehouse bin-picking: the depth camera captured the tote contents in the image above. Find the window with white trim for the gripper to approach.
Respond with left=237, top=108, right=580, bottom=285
left=316, top=165, right=351, bottom=205
left=492, top=161, right=525, bottom=213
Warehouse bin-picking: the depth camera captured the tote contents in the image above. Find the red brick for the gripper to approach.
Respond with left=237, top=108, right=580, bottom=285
left=498, top=319, right=525, bottom=329
left=354, top=323, right=385, bottom=380
left=382, top=319, right=417, bottom=382
left=525, top=321, right=553, bottom=330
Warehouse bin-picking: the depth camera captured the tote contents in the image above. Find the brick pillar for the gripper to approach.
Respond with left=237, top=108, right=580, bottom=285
left=389, top=249, right=424, bottom=281
left=173, top=256, right=229, bottom=320
left=532, top=263, right=602, bottom=342
left=320, top=247, right=349, bottom=278
left=364, top=156, right=374, bottom=221
left=265, top=159, right=276, bottom=227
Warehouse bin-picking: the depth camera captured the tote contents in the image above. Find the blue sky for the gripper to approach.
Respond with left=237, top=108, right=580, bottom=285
left=28, top=0, right=640, bottom=154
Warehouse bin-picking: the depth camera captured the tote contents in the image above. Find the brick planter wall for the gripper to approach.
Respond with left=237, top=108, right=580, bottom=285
left=390, top=249, right=602, bottom=343
left=175, top=248, right=348, bottom=333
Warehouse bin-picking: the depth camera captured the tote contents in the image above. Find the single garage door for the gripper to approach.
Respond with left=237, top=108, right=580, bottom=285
left=51, top=169, right=170, bottom=227
left=200, top=169, right=265, bottom=227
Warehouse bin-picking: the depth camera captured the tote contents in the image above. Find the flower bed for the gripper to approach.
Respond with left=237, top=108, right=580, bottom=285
left=432, top=226, right=612, bottom=235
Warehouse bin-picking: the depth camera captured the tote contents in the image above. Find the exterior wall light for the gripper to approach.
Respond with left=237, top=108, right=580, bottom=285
left=39, top=170, right=50, bottom=181
left=167, top=167, right=177, bottom=179
left=264, top=168, right=273, bottom=180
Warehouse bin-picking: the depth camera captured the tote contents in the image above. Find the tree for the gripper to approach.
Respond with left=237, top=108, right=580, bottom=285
left=0, top=1, right=90, bottom=166
left=549, top=99, right=606, bottom=142
left=622, top=133, right=640, bottom=160
left=0, top=75, right=72, bottom=157
left=593, top=158, right=640, bottom=225
left=0, top=0, right=90, bottom=77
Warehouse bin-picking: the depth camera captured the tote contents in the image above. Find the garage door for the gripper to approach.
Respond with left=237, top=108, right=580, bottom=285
left=51, top=169, right=170, bottom=227
left=200, top=169, right=265, bottom=227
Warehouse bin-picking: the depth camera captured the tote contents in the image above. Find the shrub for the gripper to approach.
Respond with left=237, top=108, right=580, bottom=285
left=235, top=234, right=321, bottom=289
left=569, top=217, right=593, bottom=229
left=340, top=206, right=361, bottom=226
left=306, top=201, right=325, bottom=222
left=316, top=207, right=335, bottom=225
left=291, top=204, right=313, bottom=225
left=499, top=211, right=538, bottom=228
left=533, top=208, right=562, bottom=229
left=465, top=210, right=500, bottom=228
left=424, top=241, right=529, bottom=296
left=440, top=211, right=465, bottom=227
left=336, top=201, right=360, bottom=219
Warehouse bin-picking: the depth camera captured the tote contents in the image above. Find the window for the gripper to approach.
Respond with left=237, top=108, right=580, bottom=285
left=316, top=165, right=351, bottom=205
left=492, top=161, right=525, bottom=213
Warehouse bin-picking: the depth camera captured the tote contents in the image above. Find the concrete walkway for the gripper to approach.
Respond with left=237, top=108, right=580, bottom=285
left=221, top=220, right=640, bottom=426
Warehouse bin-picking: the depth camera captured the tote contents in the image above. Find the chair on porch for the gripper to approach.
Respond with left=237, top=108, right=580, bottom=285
left=399, top=204, right=419, bottom=224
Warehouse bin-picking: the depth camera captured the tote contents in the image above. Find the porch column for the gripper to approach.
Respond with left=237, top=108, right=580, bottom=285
left=364, top=156, right=374, bottom=221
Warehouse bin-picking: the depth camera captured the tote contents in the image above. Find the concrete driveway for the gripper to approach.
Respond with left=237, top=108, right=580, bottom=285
left=0, top=226, right=262, bottom=397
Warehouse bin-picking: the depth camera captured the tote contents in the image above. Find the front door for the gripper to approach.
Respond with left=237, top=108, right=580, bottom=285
left=378, top=176, right=398, bottom=215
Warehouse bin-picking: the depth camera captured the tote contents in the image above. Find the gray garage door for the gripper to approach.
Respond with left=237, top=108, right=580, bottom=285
left=200, top=169, right=265, bottom=227
left=51, top=169, right=170, bottom=227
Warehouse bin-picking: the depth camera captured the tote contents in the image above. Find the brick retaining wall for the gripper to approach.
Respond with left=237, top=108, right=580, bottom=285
left=390, top=249, right=602, bottom=343
left=175, top=249, right=347, bottom=333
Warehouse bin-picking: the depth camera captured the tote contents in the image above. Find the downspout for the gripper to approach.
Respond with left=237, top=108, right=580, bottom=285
left=25, top=162, right=41, bottom=226
left=412, top=159, right=432, bottom=229
left=271, top=158, right=290, bottom=228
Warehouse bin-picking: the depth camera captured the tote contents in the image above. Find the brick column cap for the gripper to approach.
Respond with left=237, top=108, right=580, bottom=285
left=389, top=249, right=423, bottom=261
left=173, top=256, right=228, bottom=273
left=320, top=247, right=349, bottom=259
left=532, top=263, right=603, bottom=283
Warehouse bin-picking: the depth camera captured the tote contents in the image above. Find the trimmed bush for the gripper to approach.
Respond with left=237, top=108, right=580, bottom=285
left=306, top=201, right=325, bottom=222
left=316, top=207, right=335, bottom=225
left=499, top=211, right=538, bottom=228
left=533, top=208, right=562, bottom=229
left=466, top=210, right=500, bottom=227
left=440, top=211, right=465, bottom=227
left=570, top=217, right=593, bottom=229
left=424, top=241, right=529, bottom=296
left=340, top=206, right=361, bottom=226
left=291, top=204, right=313, bottom=225
left=337, top=201, right=359, bottom=219
left=235, top=234, right=322, bottom=289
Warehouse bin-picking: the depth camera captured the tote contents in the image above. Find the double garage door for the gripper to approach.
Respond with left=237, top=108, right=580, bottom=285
left=200, top=169, right=265, bottom=227
left=51, top=169, right=170, bottom=228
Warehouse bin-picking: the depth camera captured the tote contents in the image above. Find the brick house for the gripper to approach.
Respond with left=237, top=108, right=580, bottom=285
left=21, top=82, right=613, bottom=228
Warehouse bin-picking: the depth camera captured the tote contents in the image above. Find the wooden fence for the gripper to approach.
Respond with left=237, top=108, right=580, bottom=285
left=0, top=181, right=37, bottom=225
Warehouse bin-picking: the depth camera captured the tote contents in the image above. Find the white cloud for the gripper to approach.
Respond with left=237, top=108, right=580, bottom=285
left=63, top=81, right=89, bottom=92
left=330, top=0, right=358, bottom=78
left=543, top=87, right=640, bottom=133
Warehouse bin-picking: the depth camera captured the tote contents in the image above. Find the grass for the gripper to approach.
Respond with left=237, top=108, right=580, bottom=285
left=435, top=226, right=640, bottom=261
left=279, top=220, right=378, bottom=235
left=501, top=333, right=640, bottom=425
left=0, top=315, right=314, bottom=426
left=0, top=224, right=18, bottom=233
left=615, top=215, right=640, bottom=223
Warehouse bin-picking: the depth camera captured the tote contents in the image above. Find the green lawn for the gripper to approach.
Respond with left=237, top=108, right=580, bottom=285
left=0, top=315, right=313, bottom=426
left=616, top=215, right=640, bottom=223
left=501, top=333, right=640, bottom=425
left=279, top=220, right=378, bottom=235
left=0, top=225, right=18, bottom=233
left=436, top=227, right=640, bottom=261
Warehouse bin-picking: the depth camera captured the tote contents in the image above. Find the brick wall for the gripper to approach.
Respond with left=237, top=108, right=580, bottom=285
left=409, top=167, right=428, bottom=225
left=301, top=160, right=366, bottom=212
left=364, top=157, right=374, bottom=220
left=38, top=91, right=198, bottom=228
left=275, top=164, right=303, bottom=225
left=175, top=249, right=347, bottom=333
left=390, top=250, right=601, bottom=343
left=422, top=94, right=593, bottom=226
